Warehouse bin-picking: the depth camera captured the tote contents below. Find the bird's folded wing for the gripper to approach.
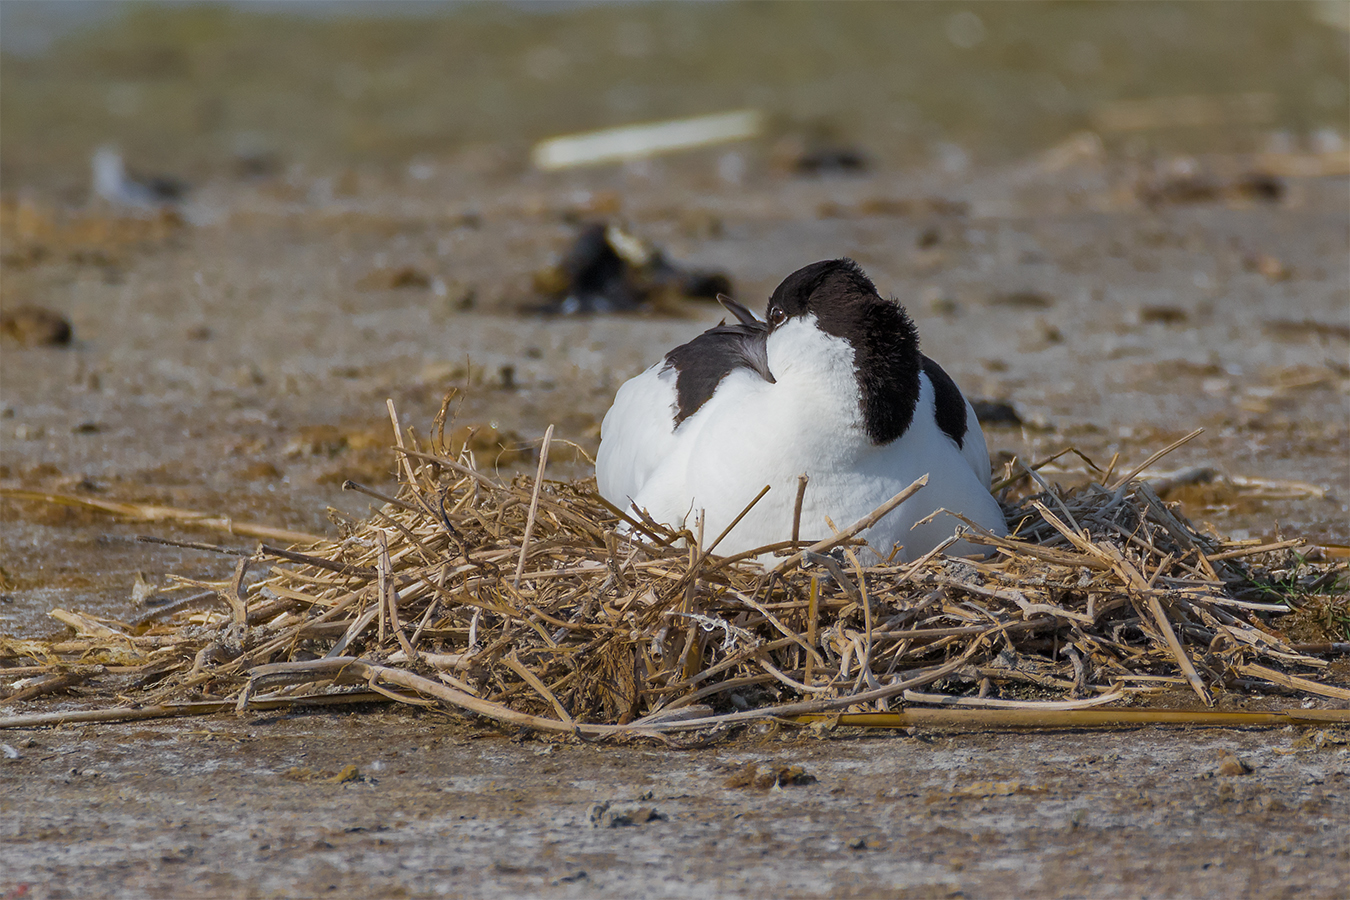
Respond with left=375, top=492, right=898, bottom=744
left=596, top=363, right=680, bottom=505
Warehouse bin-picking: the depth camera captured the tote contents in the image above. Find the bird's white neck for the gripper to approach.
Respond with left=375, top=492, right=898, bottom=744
left=763, top=315, right=866, bottom=438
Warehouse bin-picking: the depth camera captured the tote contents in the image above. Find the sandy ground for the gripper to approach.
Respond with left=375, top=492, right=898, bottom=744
left=2, top=138, right=1349, bottom=896
left=4, top=7, right=1349, bottom=897
left=0, top=707, right=1344, bottom=895
left=3, top=152, right=1348, bottom=635
left=0, top=708, right=1348, bottom=900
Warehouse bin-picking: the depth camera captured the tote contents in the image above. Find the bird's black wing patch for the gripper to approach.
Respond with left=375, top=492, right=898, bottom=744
left=664, top=319, right=773, bottom=426
left=921, top=356, right=968, bottom=449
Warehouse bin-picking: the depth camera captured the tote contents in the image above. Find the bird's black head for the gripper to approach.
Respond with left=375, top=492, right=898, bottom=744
left=765, top=258, right=878, bottom=327
left=765, top=258, right=923, bottom=445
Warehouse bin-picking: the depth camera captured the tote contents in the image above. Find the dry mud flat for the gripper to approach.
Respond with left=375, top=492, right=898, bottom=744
left=2, top=153, right=1347, bottom=633
left=1, top=150, right=1349, bottom=899
left=2, top=710, right=1349, bottom=900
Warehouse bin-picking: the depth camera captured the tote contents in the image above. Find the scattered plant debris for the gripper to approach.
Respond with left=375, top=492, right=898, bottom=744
left=358, top=265, right=433, bottom=291
left=969, top=400, right=1023, bottom=428
left=531, top=223, right=731, bottom=315
left=1136, top=164, right=1285, bottom=207
left=0, top=306, right=72, bottom=347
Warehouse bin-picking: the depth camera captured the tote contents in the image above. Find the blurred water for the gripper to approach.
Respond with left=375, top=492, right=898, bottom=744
left=1, top=1, right=1346, bottom=188
left=0, top=1, right=483, bottom=55
left=0, top=0, right=638, bottom=56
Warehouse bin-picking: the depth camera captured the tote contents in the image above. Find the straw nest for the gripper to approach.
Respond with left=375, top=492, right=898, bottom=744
left=3, top=403, right=1347, bottom=737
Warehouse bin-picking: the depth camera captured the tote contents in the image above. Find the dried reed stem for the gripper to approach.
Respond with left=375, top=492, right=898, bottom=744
left=803, top=707, right=1350, bottom=730
left=1108, top=428, right=1203, bottom=490
left=513, top=424, right=553, bottom=589
left=792, top=474, right=809, bottom=545
left=0, top=487, right=321, bottom=544
left=776, top=475, right=928, bottom=571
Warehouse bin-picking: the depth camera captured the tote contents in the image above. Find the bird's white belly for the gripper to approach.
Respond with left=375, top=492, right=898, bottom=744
left=632, top=368, right=1006, bottom=562
left=605, top=316, right=1006, bottom=563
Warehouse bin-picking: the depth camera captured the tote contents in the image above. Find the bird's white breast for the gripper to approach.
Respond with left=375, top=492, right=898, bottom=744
left=597, top=314, right=1006, bottom=563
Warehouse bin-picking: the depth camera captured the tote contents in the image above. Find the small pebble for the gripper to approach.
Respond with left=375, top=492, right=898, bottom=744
left=1216, top=752, right=1251, bottom=777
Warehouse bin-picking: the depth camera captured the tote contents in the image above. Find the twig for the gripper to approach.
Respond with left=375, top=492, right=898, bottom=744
left=0, top=487, right=322, bottom=545
left=223, top=555, right=251, bottom=637
left=240, top=658, right=645, bottom=737
left=342, top=480, right=421, bottom=513
left=258, top=544, right=375, bottom=578
left=135, top=535, right=250, bottom=557
left=387, top=398, right=420, bottom=490
left=1108, top=429, right=1203, bottom=490
left=901, top=689, right=1126, bottom=710
left=799, top=707, right=1350, bottom=730
left=705, top=484, right=772, bottom=558
left=379, top=532, right=417, bottom=661
left=1235, top=663, right=1350, bottom=701
left=775, top=475, right=927, bottom=572
left=514, top=425, right=554, bottom=589
left=504, top=651, right=576, bottom=727
left=1, top=671, right=92, bottom=703
left=0, top=692, right=395, bottom=729
left=805, top=576, right=820, bottom=686
left=791, top=474, right=809, bottom=545
left=1102, top=544, right=1213, bottom=706
left=1208, top=539, right=1307, bottom=562
left=803, top=551, right=862, bottom=604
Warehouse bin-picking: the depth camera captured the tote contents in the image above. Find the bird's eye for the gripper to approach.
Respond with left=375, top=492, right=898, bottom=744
left=768, top=306, right=787, bottom=327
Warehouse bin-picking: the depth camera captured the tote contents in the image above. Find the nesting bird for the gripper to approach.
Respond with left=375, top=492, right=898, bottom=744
left=596, top=258, right=1007, bottom=562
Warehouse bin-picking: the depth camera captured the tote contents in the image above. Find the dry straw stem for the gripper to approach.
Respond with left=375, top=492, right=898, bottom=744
left=0, top=487, right=322, bottom=545
left=0, top=692, right=395, bottom=729
left=2, top=401, right=1346, bottom=739
left=513, top=424, right=555, bottom=589
left=806, top=707, right=1350, bottom=730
